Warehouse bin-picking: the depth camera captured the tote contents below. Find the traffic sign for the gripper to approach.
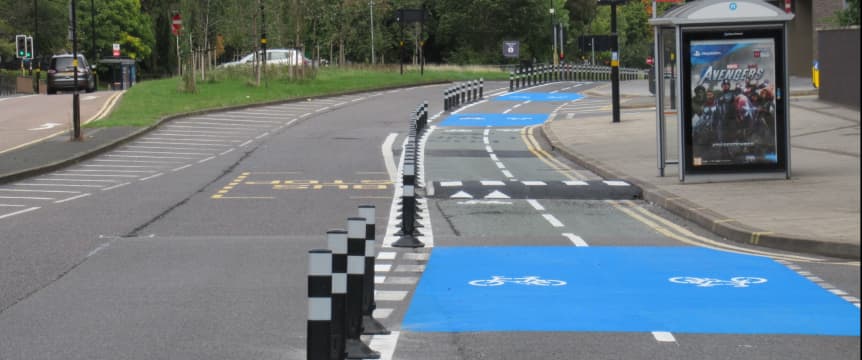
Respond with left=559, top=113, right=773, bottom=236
left=646, top=55, right=654, bottom=65
left=112, top=43, right=120, bottom=57
left=502, top=41, right=519, bottom=58
left=171, top=13, right=182, bottom=36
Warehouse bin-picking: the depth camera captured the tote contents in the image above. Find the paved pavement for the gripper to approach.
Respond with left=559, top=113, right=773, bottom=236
left=1, top=78, right=859, bottom=260
left=542, top=77, right=860, bottom=260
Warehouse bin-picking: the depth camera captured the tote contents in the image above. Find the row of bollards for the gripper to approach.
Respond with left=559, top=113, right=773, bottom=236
left=443, top=79, right=484, bottom=112
left=392, top=101, right=428, bottom=248
left=307, top=102, right=432, bottom=359
left=308, top=207, right=389, bottom=359
left=508, top=64, right=648, bottom=91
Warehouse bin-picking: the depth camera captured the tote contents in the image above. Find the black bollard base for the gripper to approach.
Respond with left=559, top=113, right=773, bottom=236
left=345, top=338, right=381, bottom=359
left=362, top=315, right=391, bottom=335
left=392, top=234, right=425, bottom=248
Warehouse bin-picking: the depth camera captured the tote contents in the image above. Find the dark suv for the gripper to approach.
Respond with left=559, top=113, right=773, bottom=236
left=46, top=54, right=96, bottom=94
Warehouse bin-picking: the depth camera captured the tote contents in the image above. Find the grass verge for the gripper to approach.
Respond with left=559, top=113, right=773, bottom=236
left=87, top=66, right=507, bottom=128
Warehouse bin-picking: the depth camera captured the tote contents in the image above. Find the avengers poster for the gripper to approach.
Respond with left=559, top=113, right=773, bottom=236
left=688, top=38, right=777, bottom=167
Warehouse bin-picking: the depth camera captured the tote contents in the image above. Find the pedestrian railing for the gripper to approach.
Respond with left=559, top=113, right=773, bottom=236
left=508, top=64, right=648, bottom=92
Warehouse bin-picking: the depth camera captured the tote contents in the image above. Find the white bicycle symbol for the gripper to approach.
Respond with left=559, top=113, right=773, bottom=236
left=469, top=276, right=566, bottom=287
left=669, top=276, right=767, bottom=288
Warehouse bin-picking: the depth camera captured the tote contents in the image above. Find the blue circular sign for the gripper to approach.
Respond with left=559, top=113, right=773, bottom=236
left=729, top=2, right=738, bottom=10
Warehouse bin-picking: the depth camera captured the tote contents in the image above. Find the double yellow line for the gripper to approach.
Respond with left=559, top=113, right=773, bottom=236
left=520, top=125, right=588, bottom=181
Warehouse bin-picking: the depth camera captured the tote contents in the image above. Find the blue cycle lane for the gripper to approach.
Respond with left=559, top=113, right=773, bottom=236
left=437, top=91, right=583, bottom=128
left=402, top=247, right=860, bottom=336
left=419, top=91, right=859, bottom=337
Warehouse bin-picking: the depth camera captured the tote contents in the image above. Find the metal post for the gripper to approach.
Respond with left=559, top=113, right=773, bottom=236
left=307, top=249, right=333, bottom=360
left=370, top=0, right=375, bottom=64
left=611, top=3, right=621, bottom=124
left=72, top=0, right=82, bottom=140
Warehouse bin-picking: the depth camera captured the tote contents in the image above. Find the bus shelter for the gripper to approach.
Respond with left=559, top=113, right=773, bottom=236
left=649, top=0, right=793, bottom=182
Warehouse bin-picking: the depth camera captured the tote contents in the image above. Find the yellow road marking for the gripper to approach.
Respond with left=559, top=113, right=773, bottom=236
left=608, top=200, right=827, bottom=263
left=520, top=126, right=587, bottom=181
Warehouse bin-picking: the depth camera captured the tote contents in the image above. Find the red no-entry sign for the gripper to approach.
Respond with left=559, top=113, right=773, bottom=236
left=171, top=13, right=182, bottom=36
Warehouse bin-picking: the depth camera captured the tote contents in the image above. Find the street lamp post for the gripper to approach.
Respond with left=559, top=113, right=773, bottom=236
left=550, top=3, right=556, bottom=65
left=598, top=0, right=626, bottom=124
left=370, top=1, right=375, bottom=64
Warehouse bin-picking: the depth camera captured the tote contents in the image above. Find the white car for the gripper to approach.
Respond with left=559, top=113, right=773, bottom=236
left=220, top=48, right=310, bottom=67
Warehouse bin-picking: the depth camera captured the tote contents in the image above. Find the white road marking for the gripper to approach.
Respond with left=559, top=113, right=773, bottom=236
left=450, top=191, right=473, bottom=199
left=375, top=264, right=392, bottom=272
left=197, top=156, right=216, bottom=164
left=542, top=214, right=564, bottom=227
left=375, top=290, right=408, bottom=301
left=0, top=196, right=54, bottom=201
left=563, top=180, right=589, bottom=186
left=54, top=193, right=92, bottom=203
left=440, top=181, right=463, bottom=187
left=139, top=173, right=164, bottom=181
left=0, top=207, right=40, bottom=220
left=652, top=331, right=676, bottom=342
left=562, top=233, right=589, bottom=247
left=480, top=180, right=506, bottom=186
left=171, top=164, right=193, bottom=172
left=367, top=331, right=400, bottom=360
left=377, top=251, right=397, bottom=260
left=403, top=253, right=429, bottom=261
left=382, top=133, right=399, bottom=182
left=373, top=308, right=394, bottom=319
left=502, top=170, right=514, bottom=178
left=522, top=180, right=547, bottom=186
left=101, top=182, right=131, bottom=191
left=484, top=190, right=510, bottom=199
left=603, top=180, right=630, bottom=186
left=526, top=199, right=545, bottom=211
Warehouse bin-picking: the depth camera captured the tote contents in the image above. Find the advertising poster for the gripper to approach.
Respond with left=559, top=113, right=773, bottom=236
left=688, top=38, right=777, bottom=167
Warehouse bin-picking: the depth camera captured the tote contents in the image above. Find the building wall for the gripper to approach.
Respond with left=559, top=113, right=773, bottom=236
left=788, top=0, right=814, bottom=76
left=818, top=28, right=860, bottom=108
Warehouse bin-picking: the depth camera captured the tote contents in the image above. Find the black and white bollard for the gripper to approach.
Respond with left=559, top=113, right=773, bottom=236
left=327, top=230, right=348, bottom=360
left=392, top=184, right=425, bottom=248
left=479, top=78, right=484, bottom=99
left=358, top=205, right=391, bottom=335
left=308, top=249, right=333, bottom=360
left=345, top=218, right=380, bottom=359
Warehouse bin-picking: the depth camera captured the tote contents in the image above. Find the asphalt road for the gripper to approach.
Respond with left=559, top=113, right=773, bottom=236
left=0, top=81, right=858, bottom=359
left=0, top=91, right=121, bottom=154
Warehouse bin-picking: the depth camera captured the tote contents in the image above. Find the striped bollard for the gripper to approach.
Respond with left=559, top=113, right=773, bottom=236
left=345, top=218, right=379, bottom=359
left=509, top=72, right=514, bottom=92
left=444, top=88, right=450, bottom=111
left=392, top=184, right=425, bottom=248
left=358, top=206, right=390, bottom=335
left=479, top=78, right=484, bottom=99
left=328, top=230, right=348, bottom=360
left=308, top=249, right=333, bottom=360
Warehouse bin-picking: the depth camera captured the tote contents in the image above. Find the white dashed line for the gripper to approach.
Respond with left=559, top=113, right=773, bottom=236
left=562, top=233, right=589, bottom=247
left=542, top=214, right=564, bottom=227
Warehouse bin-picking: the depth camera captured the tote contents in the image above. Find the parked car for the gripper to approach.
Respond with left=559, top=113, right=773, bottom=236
left=46, top=54, right=95, bottom=94
left=219, top=48, right=311, bottom=68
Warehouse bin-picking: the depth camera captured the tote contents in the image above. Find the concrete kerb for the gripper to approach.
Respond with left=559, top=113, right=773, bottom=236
left=0, top=81, right=451, bottom=185
left=539, top=115, right=860, bottom=260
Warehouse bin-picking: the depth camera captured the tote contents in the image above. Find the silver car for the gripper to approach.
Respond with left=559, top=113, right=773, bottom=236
left=46, top=54, right=96, bottom=94
left=219, top=49, right=310, bottom=67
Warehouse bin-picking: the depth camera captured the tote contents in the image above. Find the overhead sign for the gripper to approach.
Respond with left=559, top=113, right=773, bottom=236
left=578, top=35, right=615, bottom=52
left=396, top=9, right=428, bottom=23
left=171, top=13, right=182, bottom=36
left=502, top=41, right=519, bottom=58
